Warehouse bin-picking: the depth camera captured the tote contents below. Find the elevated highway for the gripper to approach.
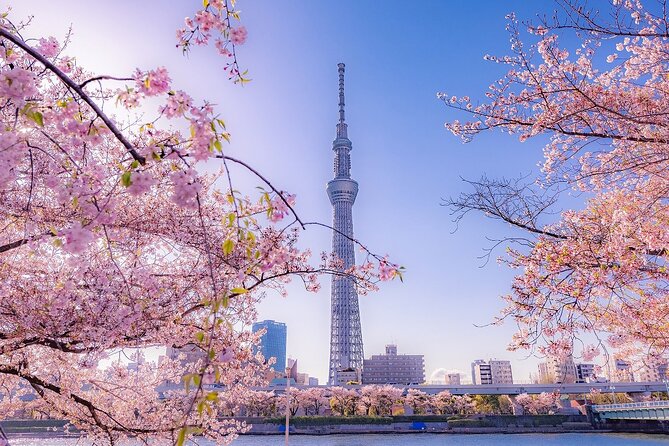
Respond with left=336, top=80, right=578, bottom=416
left=257, top=382, right=669, bottom=395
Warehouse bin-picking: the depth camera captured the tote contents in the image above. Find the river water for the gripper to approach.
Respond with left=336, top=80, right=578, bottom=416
left=8, top=434, right=669, bottom=445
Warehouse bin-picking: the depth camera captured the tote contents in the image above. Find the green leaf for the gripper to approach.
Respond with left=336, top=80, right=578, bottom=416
left=214, top=140, right=223, bottom=151
left=195, top=331, right=205, bottom=343
left=230, top=287, right=247, bottom=295
left=176, top=427, right=186, bottom=446
left=32, top=111, right=44, bottom=127
left=222, top=239, right=234, bottom=255
left=121, top=171, right=132, bottom=187
left=130, top=160, right=140, bottom=169
left=206, top=391, right=218, bottom=401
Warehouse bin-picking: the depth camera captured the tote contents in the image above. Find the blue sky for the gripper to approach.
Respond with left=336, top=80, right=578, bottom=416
left=10, top=0, right=605, bottom=383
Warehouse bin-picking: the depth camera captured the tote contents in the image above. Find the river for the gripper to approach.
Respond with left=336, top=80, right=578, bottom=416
left=8, top=434, right=669, bottom=445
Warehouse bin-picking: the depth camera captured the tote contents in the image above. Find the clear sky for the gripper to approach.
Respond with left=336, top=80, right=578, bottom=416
left=9, top=0, right=606, bottom=383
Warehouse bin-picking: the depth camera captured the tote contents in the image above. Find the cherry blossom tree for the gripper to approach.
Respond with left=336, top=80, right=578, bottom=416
left=0, top=2, right=397, bottom=445
left=472, top=394, right=514, bottom=415
left=431, top=390, right=456, bottom=415
left=297, top=387, right=328, bottom=416
left=277, top=387, right=301, bottom=417
left=328, top=387, right=358, bottom=416
left=405, top=388, right=430, bottom=415
left=514, top=392, right=560, bottom=415
left=443, top=0, right=669, bottom=362
left=356, top=384, right=403, bottom=416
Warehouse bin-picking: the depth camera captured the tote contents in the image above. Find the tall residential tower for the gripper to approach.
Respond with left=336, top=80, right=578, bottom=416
left=327, top=63, right=364, bottom=384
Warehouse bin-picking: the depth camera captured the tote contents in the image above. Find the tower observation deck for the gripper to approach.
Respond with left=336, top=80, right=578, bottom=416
left=327, top=63, right=364, bottom=384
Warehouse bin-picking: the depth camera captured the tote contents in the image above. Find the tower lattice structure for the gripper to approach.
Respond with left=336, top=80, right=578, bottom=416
left=327, top=63, right=364, bottom=384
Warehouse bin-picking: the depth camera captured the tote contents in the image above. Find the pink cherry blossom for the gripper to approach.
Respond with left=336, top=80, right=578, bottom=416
left=135, top=67, right=171, bottom=96
left=230, top=26, right=248, bottom=45
left=35, top=36, right=59, bottom=57
left=61, top=222, right=95, bottom=253
left=127, top=171, right=157, bottom=196
left=0, top=67, right=37, bottom=104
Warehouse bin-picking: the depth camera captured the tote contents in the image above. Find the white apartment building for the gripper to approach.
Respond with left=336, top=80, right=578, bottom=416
left=471, top=359, right=513, bottom=385
left=538, top=356, right=578, bottom=384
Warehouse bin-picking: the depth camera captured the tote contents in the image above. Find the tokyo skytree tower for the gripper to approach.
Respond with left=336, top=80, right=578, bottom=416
left=327, top=63, right=364, bottom=384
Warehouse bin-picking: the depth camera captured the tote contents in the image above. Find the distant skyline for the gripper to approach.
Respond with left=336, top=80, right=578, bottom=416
left=11, top=1, right=614, bottom=383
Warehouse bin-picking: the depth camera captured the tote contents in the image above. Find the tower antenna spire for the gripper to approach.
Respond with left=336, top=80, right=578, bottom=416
left=337, top=63, right=347, bottom=138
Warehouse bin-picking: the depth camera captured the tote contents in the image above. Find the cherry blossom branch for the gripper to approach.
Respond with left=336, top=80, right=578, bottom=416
left=0, top=28, right=146, bottom=164
left=79, top=75, right=134, bottom=89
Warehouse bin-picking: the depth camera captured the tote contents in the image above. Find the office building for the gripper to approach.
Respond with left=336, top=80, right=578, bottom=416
left=252, top=320, right=287, bottom=372
left=362, top=344, right=425, bottom=385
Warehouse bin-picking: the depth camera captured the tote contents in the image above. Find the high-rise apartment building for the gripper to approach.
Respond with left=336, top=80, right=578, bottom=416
left=252, top=320, right=287, bottom=372
left=639, top=358, right=668, bottom=382
left=471, top=359, right=513, bottom=385
left=538, top=356, right=578, bottom=384
left=575, top=363, right=596, bottom=383
left=614, top=358, right=634, bottom=382
left=362, top=344, right=425, bottom=385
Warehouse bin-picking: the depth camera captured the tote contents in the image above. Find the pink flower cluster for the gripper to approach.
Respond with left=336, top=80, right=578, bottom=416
left=268, top=193, right=296, bottom=222
left=187, top=104, right=217, bottom=160
left=117, top=89, right=140, bottom=108
left=0, top=67, right=37, bottom=105
left=35, top=36, right=60, bottom=58
left=230, top=26, right=248, bottom=45
left=378, top=260, right=398, bottom=281
left=170, top=168, right=202, bottom=209
left=176, top=0, right=249, bottom=85
left=135, top=67, right=171, bottom=96
left=61, top=222, right=95, bottom=254
left=0, top=133, right=23, bottom=187
left=127, top=171, right=157, bottom=196
left=160, top=90, right=193, bottom=118
left=195, top=10, right=218, bottom=33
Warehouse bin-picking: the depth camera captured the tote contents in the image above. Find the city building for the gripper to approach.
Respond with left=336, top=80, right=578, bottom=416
left=362, top=344, right=425, bottom=385
left=471, top=359, right=513, bottom=385
left=447, top=373, right=461, bottom=386
left=638, top=357, right=669, bottom=382
left=575, top=363, right=596, bottom=383
left=538, top=356, right=578, bottom=384
left=334, top=368, right=361, bottom=386
left=252, top=320, right=287, bottom=372
left=613, top=358, right=634, bottom=382
left=471, top=360, right=487, bottom=385
left=308, top=377, right=319, bottom=386
left=296, top=373, right=310, bottom=386
left=327, top=63, right=365, bottom=384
